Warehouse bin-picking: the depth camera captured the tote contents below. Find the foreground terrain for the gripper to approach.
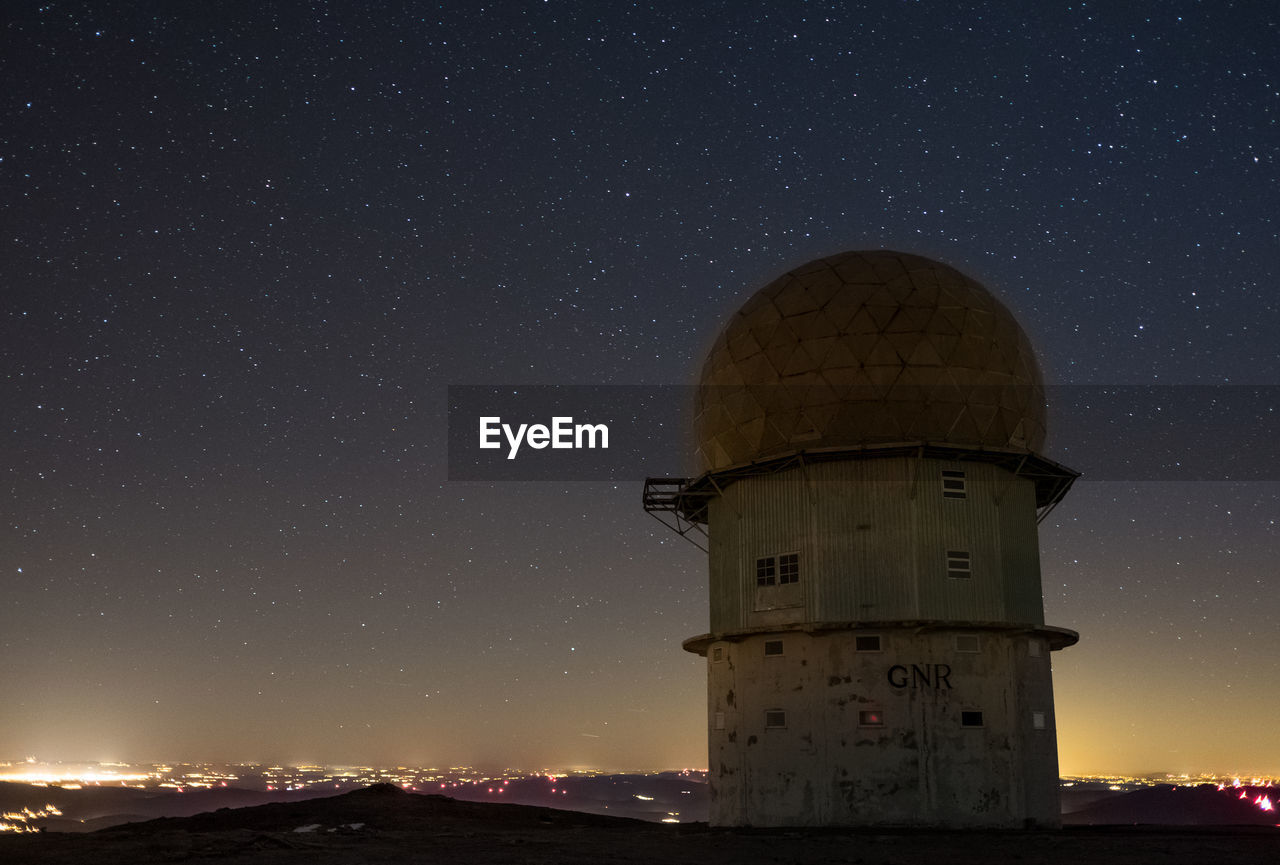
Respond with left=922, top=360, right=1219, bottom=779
left=3, top=783, right=1277, bottom=864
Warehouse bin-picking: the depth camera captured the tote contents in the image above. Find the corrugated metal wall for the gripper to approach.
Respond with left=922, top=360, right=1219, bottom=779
left=706, top=457, right=1045, bottom=631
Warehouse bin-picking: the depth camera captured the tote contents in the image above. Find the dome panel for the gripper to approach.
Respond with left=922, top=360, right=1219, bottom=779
left=795, top=269, right=846, bottom=309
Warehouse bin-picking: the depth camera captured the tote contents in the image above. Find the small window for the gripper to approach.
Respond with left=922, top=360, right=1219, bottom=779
left=961, top=710, right=984, bottom=728
left=778, top=552, right=800, bottom=584
left=1031, top=711, right=1046, bottom=730
left=714, top=711, right=726, bottom=731
left=757, top=553, right=800, bottom=586
left=763, top=639, right=784, bottom=656
left=946, top=550, right=971, bottom=578
left=712, top=646, right=723, bottom=662
left=765, top=709, right=787, bottom=728
left=1028, top=639, right=1041, bottom=658
left=954, top=634, right=981, bottom=653
left=858, top=709, right=884, bottom=727
left=942, top=469, right=967, bottom=499
left=855, top=634, right=882, bottom=652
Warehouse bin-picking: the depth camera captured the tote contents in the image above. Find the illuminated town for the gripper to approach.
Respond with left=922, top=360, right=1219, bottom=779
left=0, top=760, right=708, bottom=832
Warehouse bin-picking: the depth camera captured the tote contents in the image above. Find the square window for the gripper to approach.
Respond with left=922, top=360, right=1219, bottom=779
left=714, top=711, right=726, bottom=731
left=942, top=470, right=967, bottom=499
left=764, top=709, right=786, bottom=728
left=755, top=556, right=777, bottom=586
left=1032, top=711, right=1046, bottom=730
left=778, top=552, right=800, bottom=584
left=712, top=646, right=723, bottom=662
left=763, top=639, right=784, bottom=656
left=855, top=634, right=882, bottom=652
left=954, top=634, right=981, bottom=653
left=858, top=709, right=884, bottom=727
left=946, top=549, right=971, bottom=578
left=961, top=710, right=984, bottom=728
left=757, top=553, right=800, bottom=586
left=1028, top=639, right=1041, bottom=658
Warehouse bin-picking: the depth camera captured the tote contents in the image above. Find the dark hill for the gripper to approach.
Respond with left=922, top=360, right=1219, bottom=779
left=3, top=784, right=1278, bottom=865
left=1064, top=785, right=1277, bottom=826
left=100, top=781, right=646, bottom=835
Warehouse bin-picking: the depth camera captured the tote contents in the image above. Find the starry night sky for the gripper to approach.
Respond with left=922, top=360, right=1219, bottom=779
left=3, top=1, right=1277, bottom=774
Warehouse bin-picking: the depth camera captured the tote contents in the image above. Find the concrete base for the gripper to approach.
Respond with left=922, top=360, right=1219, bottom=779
left=693, top=625, right=1065, bottom=828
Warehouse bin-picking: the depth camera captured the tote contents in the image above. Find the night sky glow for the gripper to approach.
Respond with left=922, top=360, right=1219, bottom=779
left=3, top=2, right=1277, bottom=775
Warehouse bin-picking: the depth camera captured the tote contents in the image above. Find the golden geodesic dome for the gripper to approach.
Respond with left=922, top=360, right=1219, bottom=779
left=694, top=250, right=1047, bottom=473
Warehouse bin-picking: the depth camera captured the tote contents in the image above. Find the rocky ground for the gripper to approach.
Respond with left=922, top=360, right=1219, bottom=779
left=3, top=784, right=1277, bottom=864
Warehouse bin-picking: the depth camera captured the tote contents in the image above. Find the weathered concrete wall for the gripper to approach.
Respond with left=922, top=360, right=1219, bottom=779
left=703, top=628, right=1062, bottom=828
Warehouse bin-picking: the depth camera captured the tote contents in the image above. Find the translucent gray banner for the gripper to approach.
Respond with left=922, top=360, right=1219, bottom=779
left=446, top=385, right=1280, bottom=482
